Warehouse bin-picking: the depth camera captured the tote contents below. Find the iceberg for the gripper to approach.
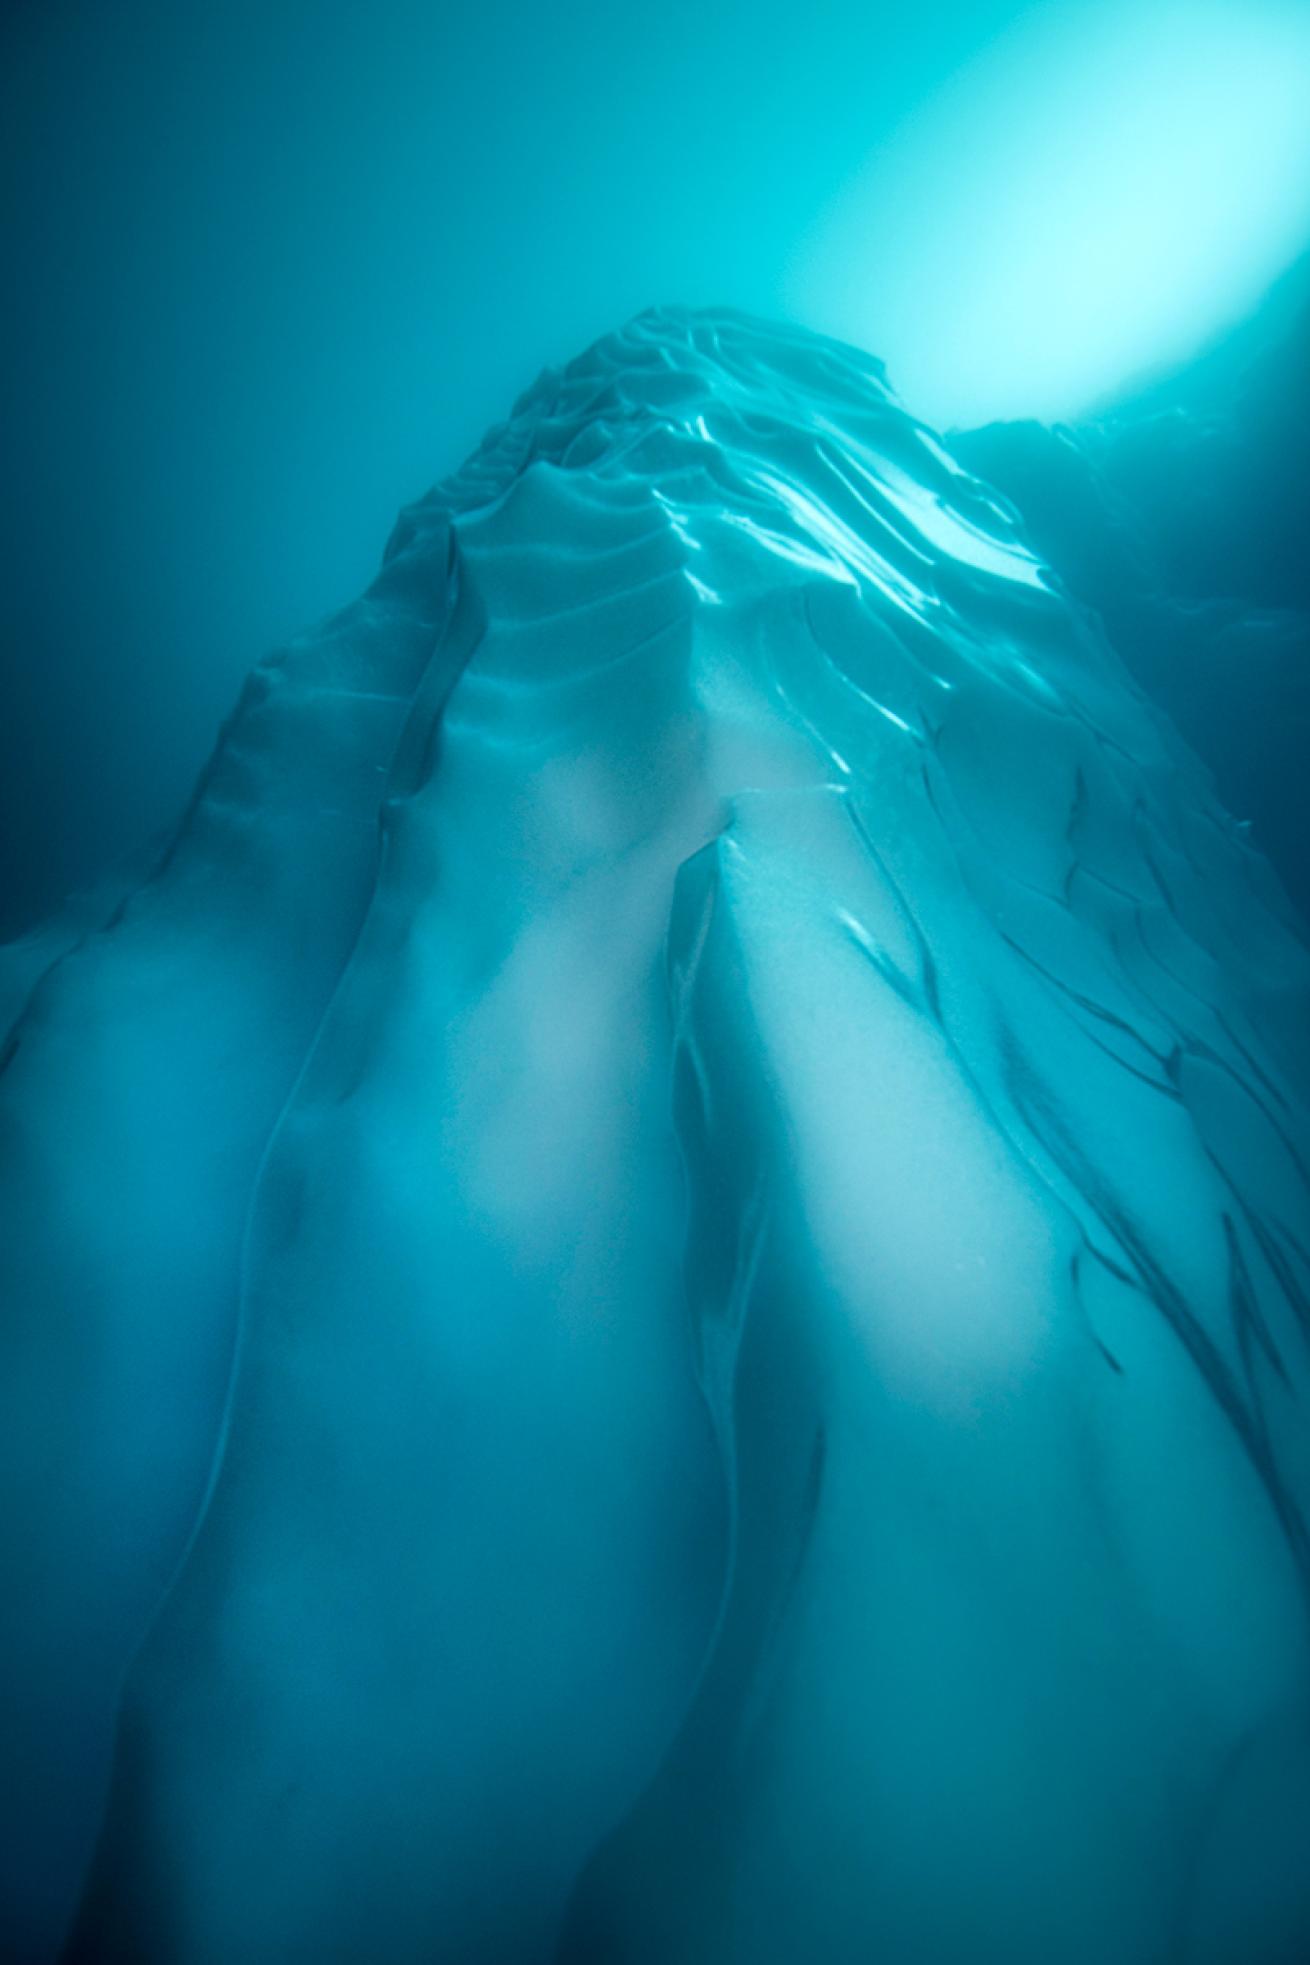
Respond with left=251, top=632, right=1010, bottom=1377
left=2, top=308, right=1308, bottom=1962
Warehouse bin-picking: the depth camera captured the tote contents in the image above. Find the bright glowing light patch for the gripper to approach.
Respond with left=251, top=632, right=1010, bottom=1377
left=786, top=2, right=1310, bottom=428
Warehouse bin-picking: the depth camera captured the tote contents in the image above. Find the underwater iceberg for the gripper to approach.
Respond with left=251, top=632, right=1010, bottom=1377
left=3, top=308, right=1309, bottom=1962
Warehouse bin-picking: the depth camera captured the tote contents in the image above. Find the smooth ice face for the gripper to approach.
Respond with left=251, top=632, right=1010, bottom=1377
left=3, top=308, right=1309, bottom=1963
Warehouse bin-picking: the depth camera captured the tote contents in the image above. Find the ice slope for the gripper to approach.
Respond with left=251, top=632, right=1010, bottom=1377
left=2, top=308, right=1308, bottom=1962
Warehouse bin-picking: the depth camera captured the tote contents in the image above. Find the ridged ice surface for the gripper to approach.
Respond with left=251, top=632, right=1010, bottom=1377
left=3, top=309, right=1310, bottom=1962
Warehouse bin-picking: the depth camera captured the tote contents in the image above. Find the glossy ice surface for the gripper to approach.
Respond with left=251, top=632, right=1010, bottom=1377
left=3, top=309, right=1309, bottom=1962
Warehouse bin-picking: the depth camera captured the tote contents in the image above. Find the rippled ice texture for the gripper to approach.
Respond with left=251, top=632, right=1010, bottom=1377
left=3, top=309, right=1310, bottom=1963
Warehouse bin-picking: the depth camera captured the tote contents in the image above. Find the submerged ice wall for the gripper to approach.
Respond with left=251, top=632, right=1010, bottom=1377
left=2, top=309, right=1309, bottom=1963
